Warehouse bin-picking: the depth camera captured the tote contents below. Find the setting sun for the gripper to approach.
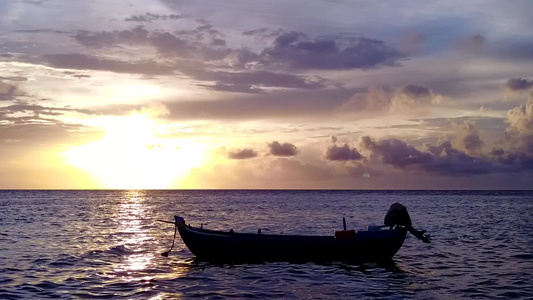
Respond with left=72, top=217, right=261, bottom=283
left=63, top=113, right=208, bottom=189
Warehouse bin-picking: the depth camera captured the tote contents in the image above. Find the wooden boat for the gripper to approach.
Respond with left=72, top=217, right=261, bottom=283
left=161, top=203, right=430, bottom=263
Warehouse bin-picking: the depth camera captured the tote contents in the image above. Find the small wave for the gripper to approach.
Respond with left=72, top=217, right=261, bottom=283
left=510, top=253, right=533, bottom=260
left=87, top=245, right=136, bottom=258
left=34, top=281, right=62, bottom=290
left=48, top=254, right=79, bottom=268
left=0, top=289, right=23, bottom=300
left=107, top=245, right=135, bottom=256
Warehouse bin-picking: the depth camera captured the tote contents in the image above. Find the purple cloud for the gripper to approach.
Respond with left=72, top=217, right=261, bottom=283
left=42, top=53, right=176, bottom=75
left=325, top=144, right=363, bottom=161
left=360, top=136, right=493, bottom=176
left=227, top=148, right=258, bottom=159
left=267, top=141, right=298, bottom=157
left=124, top=13, right=185, bottom=22
left=258, top=31, right=404, bottom=70
left=505, top=78, right=533, bottom=92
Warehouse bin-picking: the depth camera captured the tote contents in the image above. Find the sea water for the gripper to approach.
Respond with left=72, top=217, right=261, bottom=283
left=1, top=190, right=532, bottom=299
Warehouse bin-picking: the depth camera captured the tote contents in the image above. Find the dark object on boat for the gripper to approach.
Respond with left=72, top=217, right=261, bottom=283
left=384, top=203, right=431, bottom=243
left=160, top=203, right=429, bottom=262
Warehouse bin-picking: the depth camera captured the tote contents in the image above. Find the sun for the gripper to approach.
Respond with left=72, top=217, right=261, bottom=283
left=63, top=113, right=208, bottom=189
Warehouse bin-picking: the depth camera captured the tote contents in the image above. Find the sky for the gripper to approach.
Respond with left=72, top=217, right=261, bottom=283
left=1, top=0, right=533, bottom=189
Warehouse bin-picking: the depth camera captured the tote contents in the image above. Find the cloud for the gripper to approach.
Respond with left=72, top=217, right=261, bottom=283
left=360, top=136, right=493, bottom=176
left=42, top=54, right=176, bottom=75
left=194, top=70, right=330, bottom=93
left=0, top=80, right=26, bottom=101
left=505, top=78, right=533, bottom=92
left=325, top=144, right=363, bottom=161
left=0, top=103, right=95, bottom=118
left=74, top=26, right=150, bottom=48
left=507, top=99, right=533, bottom=134
left=74, top=26, right=221, bottom=60
left=0, top=116, right=99, bottom=147
left=342, top=85, right=441, bottom=114
left=389, top=84, right=442, bottom=112
left=75, top=26, right=405, bottom=72
left=242, top=28, right=284, bottom=38
left=423, top=139, right=453, bottom=156
left=124, top=13, right=185, bottom=22
left=70, top=27, right=340, bottom=92
left=485, top=98, right=533, bottom=172
left=227, top=148, right=258, bottom=159
left=452, top=121, right=484, bottom=155
left=267, top=141, right=298, bottom=156
left=259, top=31, right=405, bottom=70
left=342, top=86, right=390, bottom=111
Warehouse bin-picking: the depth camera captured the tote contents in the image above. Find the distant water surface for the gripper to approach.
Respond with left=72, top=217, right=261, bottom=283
left=0, top=190, right=532, bottom=299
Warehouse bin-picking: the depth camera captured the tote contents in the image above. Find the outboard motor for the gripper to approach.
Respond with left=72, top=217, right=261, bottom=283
left=385, top=203, right=431, bottom=243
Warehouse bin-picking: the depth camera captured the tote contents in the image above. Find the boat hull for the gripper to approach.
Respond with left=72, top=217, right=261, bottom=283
left=176, top=220, right=407, bottom=263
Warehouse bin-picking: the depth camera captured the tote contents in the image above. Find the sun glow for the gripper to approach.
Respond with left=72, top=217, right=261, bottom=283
left=63, top=114, right=208, bottom=189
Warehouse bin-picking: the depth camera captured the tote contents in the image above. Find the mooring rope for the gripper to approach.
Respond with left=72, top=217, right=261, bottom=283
left=161, top=223, right=178, bottom=257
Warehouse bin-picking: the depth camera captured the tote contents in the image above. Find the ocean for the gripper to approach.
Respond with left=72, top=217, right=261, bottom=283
left=0, top=190, right=532, bottom=299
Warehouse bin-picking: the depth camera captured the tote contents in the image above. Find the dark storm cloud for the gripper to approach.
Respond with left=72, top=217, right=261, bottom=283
left=227, top=148, right=258, bottom=159
left=267, top=141, right=298, bottom=157
left=66, top=25, right=407, bottom=93
left=492, top=149, right=533, bottom=171
left=258, top=31, right=405, bottom=70
left=42, top=54, right=176, bottom=75
left=505, top=78, right=533, bottom=92
left=325, top=144, right=363, bottom=161
left=74, top=26, right=223, bottom=60
left=360, top=136, right=493, bottom=176
left=73, top=26, right=405, bottom=73
left=124, top=13, right=185, bottom=22
left=70, top=27, right=340, bottom=92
